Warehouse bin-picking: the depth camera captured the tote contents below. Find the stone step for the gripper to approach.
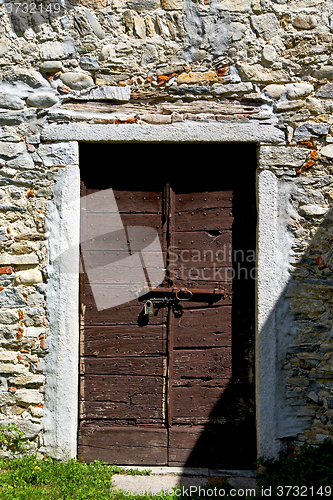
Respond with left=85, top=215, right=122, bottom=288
left=111, top=467, right=257, bottom=497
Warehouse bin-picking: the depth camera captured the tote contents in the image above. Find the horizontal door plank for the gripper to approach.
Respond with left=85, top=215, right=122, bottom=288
left=78, top=426, right=167, bottom=465
left=175, top=208, right=233, bottom=232
left=81, top=374, right=164, bottom=401
left=83, top=294, right=167, bottom=325
left=82, top=325, right=166, bottom=356
left=173, top=306, right=231, bottom=348
left=173, top=348, right=232, bottom=380
left=80, top=400, right=164, bottom=420
left=113, top=190, right=163, bottom=213
left=172, top=385, right=230, bottom=420
left=81, top=356, right=166, bottom=376
left=175, top=191, right=233, bottom=210
left=172, top=230, right=232, bottom=258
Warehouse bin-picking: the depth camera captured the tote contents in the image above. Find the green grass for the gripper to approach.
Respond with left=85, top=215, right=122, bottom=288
left=0, top=455, right=157, bottom=500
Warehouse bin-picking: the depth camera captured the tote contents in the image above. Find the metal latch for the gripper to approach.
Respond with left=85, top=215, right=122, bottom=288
left=139, top=287, right=225, bottom=322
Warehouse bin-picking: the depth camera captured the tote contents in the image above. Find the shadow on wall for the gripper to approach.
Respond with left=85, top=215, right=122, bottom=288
left=177, top=162, right=333, bottom=479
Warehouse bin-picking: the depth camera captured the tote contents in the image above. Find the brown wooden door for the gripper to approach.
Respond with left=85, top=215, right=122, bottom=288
left=78, top=144, right=256, bottom=468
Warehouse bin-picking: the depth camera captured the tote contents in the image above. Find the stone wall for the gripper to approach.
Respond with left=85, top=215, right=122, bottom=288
left=0, top=0, right=333, bottom=460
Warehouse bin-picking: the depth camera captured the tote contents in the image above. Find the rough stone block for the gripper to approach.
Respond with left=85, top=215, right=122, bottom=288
left=40, top=39, right=76, bottom=61
left=291, top=187, right=325, bottom=206
left=285, top=83, right=314, bottom=100
left=37, top=142, right=78, bottom=167
left=0, top=254, right=39, bottom=265
left=212, top=82, right=253, bottom=95
left=275, top=100, right=305, bottom=112
left=313, top=66, right=333, bottom=79
left=39, top=61, right=63, bottom=75
left=263, top=84, right=286, bottom=99
left=84, top=9, right=106, bottom=39
left=26, top=92, right=59, bottom=109
left=141, top=114, right=172, bottom=124
left=293, top=14, right=317, bottom=30
left=0, top=289, right=27, bottom=308
left=259, top=146, right=309, bottom=167
left=15, top=269, right=43, bottom=285
left=0, top=419, right=42, bottom=439
left=316, top=84, right=333, bottom=98
left=0, top=363, right=27, bottom=374
left=10, top=375, right=45, bottom=387
left=60, top=72, right=94, bottom=91
left=237, top=63, right=289, bottom=83
left=25, top=327, right=46, bottom=338
left=219, top=0, right=251, bottom=11
left=298, top=205, right=328, bottom=217
left=177, top=71, right=217, bottom=84
left=161, top=0, right=183, bottom=9
left=251, top=13, right=280, bottom=40
left=0, top=94, right=25, bottom=111
left=80, top=57, right=100, bottom=71
left=133, top=15, right=146, bottom=39
left=0, top=40, right=9, bottom=57
left=127, top=0, right=160, bottom=11
left=320, top=144, right=333, bottom=158
left=0, top=142, right=26, bottom=159
left=6, top=152, right=35, bottom=170
left=87, top=85, right=131, bottom=102
left=0, top=350, right=17, bottom=362
left=4, top=68, right=49, bottom=89
left=0, top=310, right=19, bottom=324
left=294, top=123, right=330, bottom=140
left=15, top=389, right=43, bottom=405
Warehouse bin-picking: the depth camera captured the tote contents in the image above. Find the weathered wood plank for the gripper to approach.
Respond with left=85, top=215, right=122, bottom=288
left=78, top=426, right=168, bottom=465
left=173, top=348, right=232, bottom=380
left=80, top=374, right=164, bottom=401
left=82, top=325, right=166, bottom=356
left=173, top=306, right=231, bottom=348
left=83, top=291, right=167, bottom=325
left=81, top=356, right=166, bottom=376
left=80, top=374, right=165, bottom=420
left=175, top=207, right=233, bottom=231
left=113, top=190, right=162, bottom=213
left=172, top=385, right=230, bottom=420
left=172, top=230, right=232, bottom=265
left=82, top=212, right=163, bottom=236
left=80, top=400, right=164, bottom=420
left=175, top=191, right=233, bottom=210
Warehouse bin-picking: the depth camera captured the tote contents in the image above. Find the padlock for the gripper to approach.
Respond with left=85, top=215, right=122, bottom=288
left=144, top=300, right=154, bottom=315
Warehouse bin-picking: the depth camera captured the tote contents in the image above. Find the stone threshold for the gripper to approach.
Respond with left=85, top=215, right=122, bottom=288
left=111, top=466, right=257, bottom=496
left=119, top=466, right=256, bottom=477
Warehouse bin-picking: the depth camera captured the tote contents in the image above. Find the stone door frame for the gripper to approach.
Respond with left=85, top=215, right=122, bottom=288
left=41, top=121, right=285, bottom=462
